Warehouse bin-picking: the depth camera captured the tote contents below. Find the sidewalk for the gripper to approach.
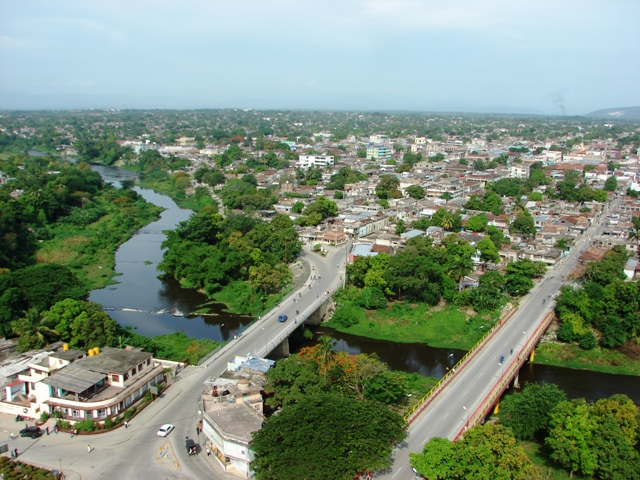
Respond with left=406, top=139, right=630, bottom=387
left=0, top=414, right=81, bottom=479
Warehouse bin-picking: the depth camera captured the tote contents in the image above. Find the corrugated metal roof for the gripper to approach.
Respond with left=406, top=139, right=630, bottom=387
left=41, top=364, right=105, bottom=393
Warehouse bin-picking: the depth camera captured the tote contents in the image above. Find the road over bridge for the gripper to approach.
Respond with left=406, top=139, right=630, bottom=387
left=377, top=197, right=617, bottom=480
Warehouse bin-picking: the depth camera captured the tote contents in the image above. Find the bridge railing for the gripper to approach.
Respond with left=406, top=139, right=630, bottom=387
left=403, top=305, right=520, bottom=425
left=453, top=311, right=555, bottom=440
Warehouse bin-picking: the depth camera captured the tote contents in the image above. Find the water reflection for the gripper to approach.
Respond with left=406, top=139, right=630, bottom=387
left=299, top=327, right=640, bottom=404
left=86, top=163, right=251, bottom=341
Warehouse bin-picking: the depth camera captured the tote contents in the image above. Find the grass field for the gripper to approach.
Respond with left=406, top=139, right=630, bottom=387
left=534, top=341, right=640, bottom=376
left=521, top=441, right=588, bottom=480
left=326, top=302, right=498, bottom=351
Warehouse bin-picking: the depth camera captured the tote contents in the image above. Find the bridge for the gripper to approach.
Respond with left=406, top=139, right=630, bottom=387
left=377, top=197, right=617, bottom=480
left=199, top=245, right=347, bottom=365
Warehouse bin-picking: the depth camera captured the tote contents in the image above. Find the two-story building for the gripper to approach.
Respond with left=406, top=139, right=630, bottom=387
left=16, top=346, right=166, bottom=423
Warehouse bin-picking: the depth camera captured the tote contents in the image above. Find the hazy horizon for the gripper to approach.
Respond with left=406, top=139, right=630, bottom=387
left=1, top=1, right=639, bottom=115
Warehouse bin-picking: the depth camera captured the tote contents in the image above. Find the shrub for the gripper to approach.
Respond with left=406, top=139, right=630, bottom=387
left=56, top=420, right=71, bottom=430
left=39, top=412, right=50, bottom=423
left=74, top=419, right=95, bottom=432
left=124, top=407, right=137, bottom=420
left=331, top=301, right=366, bottom=328
left=579, top=331, right=597, bottom=350
left=103, top=418, right=114, bottom=429
left=355, top=286, right=387, bottom=309
left=143, top=390, right=153, bottom=402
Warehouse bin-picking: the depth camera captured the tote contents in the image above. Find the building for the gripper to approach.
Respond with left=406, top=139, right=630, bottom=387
left=296, top=155, right=335, bottom=169
left=200, top=354, right=273, bottom=478
left=1, top=345, right=168, bottom=422
left=366, top=145, right=392, bottom=162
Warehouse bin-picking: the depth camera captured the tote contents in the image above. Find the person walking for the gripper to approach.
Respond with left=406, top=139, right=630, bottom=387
left=124, top=421, right=128, bottom=429
left=87, top=444, right=91, bottom=453
left=9, top=432, right=14, bottom=440
left=14, top=449, right=18, bottom=458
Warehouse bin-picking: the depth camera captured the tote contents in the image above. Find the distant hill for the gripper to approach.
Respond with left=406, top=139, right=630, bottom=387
left=584, top=106, right=640, bottom=121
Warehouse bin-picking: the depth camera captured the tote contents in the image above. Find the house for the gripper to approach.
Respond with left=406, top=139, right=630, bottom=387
left=624, top=258, right=638, bottom=279
left=8, top=346, right=168, bottom=422
left=200, top=355, right=271, bottom=478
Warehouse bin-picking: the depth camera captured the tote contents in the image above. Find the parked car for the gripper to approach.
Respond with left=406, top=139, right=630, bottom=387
left=277, top=314, right=288, bottom=323
left=20, top=426, right=42, bottom=439
left=186, top=437, right=197, bottom=455
left=157, top=424, right=174, bottom=437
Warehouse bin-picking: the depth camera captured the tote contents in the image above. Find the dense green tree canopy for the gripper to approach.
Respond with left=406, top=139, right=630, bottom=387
left=546, top=395, right=640, bottom=479
left=500, top=382, right=567, bottom=440
left=251, top=393, right=405, bottom=480
left=160, top=212, right=301, bottom=304
left=411, top=424, right=537, bottom=480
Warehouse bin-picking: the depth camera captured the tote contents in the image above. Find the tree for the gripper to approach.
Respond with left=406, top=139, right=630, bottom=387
left=546, top=400, right=598, bottom=477
left=251, top=393, right=405, bottom=480
left=604, top=175, right=618, bottom=192
left=10, top=264, right=88, bottom=312
left=477, top=237, right=500, bottom=264
left=395, top=218, right=406, bottom=235
left=375, top=174, right=401, bottom=199
left=405, top=185, right=426, bottom=200
left=546, top=395, right=640, bottom=478
left=42, top=299, right=118, bottom=349
left=500, top=382, right=567, bottom=440
left=410, top=437, right=455, bottom=480
left=487, top=225, right=506, bottom=249
left=411, top=425, right=537, bottom=480
left=316, top=335, right=336, bottom=380
left=11, top=308, right=60, bottom=352
left=509, top=212, right=536, bottom=235
left=465, top=214, right=488, bottom=232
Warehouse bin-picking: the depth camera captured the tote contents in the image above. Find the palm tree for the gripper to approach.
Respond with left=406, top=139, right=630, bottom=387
left=12, top=308, right=60, bottom=351
left=316, top=335, right=336, bottom=379
left=441, top=211, right=454, bottom=231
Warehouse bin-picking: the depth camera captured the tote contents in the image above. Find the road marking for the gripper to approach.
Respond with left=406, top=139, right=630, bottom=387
left=392, top=467, right=403, bottom=478
left=443, top=412, right=450, bottom=420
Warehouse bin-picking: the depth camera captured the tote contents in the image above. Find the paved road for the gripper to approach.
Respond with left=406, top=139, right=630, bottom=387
left=377, top=199, right=618, bottom=480
left=8, top=247, right=345, bottom=479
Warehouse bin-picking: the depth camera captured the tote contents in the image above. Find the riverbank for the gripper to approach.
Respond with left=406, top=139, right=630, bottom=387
left=36, top=192, right=163, bottom=290
left=533, top=341, right=640, bottom=376
left=324, top=299, right=640, bottom=377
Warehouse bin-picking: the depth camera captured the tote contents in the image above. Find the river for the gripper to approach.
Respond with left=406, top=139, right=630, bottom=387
left=63, top=159, right=640, bottom=404
left=86, top=164, right=253, bottom=342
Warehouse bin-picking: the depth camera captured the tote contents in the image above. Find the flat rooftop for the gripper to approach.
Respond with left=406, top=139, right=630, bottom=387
left=204, top=401, right=263, bottom=443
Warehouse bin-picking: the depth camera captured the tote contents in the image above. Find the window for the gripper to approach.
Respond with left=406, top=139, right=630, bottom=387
left=97, top=409, right=107, bottom=419
left=111, top=374, right=119, bottom=383
left=146, top=358, right=150, bottom=366
left=72, top=410, right=81, bottom=419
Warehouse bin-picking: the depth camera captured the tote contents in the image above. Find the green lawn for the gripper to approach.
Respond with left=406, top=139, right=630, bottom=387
left=521, top=441, right=588, bottom=480
left=534, top=341, right=640, bottom=376
left=326, top=302, right=497, bottom=350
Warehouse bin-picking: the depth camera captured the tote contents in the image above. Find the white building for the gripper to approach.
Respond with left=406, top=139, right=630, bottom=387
left=296, top=155, right=335, bottom=169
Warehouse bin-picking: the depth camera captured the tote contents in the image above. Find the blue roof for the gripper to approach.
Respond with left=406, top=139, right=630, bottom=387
left=351, top=244, right=378, bottom=257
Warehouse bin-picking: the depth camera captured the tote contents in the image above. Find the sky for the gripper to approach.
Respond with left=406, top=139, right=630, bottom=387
left=0, top=0, right=639, bottom=115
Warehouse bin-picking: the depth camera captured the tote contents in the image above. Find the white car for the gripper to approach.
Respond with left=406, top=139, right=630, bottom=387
left=157, top=424, right=175, bottom=437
